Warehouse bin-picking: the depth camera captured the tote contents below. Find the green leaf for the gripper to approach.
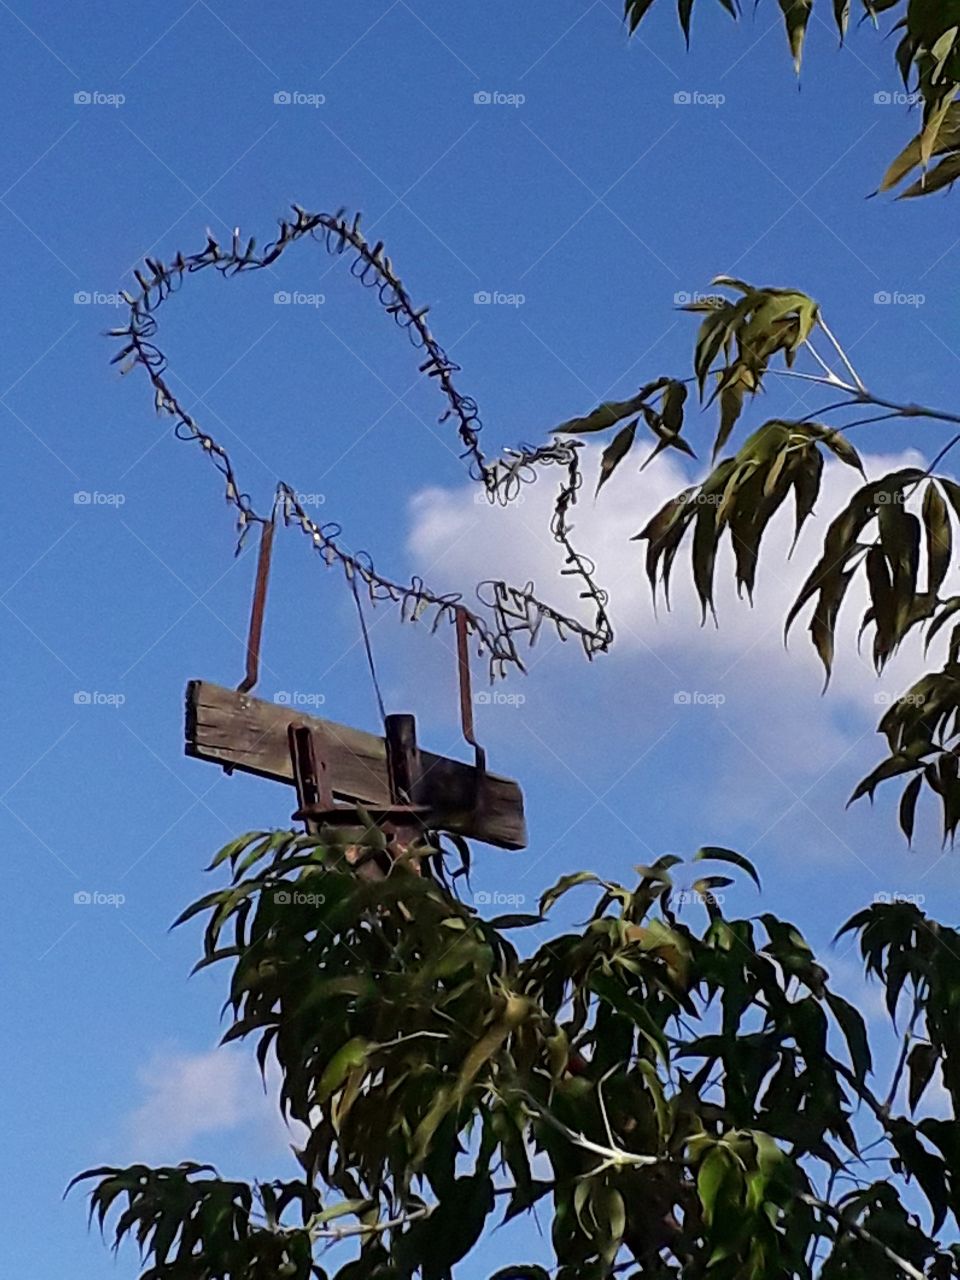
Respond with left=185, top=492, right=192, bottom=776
left=779, top=0, right=814, bottom=72
left=849, top=753, right=924, bottom=806
left=790, top=446, right=824, bottom=552
left=678, top=0, right=694, bottom=44
left=697, top=1146, right=735, bottom=1226
left=486, top=913, right=543, bottom=929
left=316, top=1037, right=371, bottom=1102
left=623, top=0, right=657, bottom=33
left=787, top=470, right=925, bottom=679
left=899, top=772, right=924, bottom=844
left=634, top=487, right=699, bottom=606
left=639, top=394, right=698, bottom=470
left=539, top=870, right=606, bottom=915
left=715, top=378, right=746, bottom=459
left=825, top=992, right=872, bottom=1085
left=900, top=150, right=960, bottom=198
left=925, top=596, right=960, bottom=653
left=551, top=379, right=668, bottom=435
left=596, top=419, right=638, bottom=494
left=879, top=134, right=926, bottom=195
left=313, top=1198, right=374, bottom=1225
left=693, top=846, right=762, bottom=891
left=908, top=1041, right=940, bottom=1111
left=588, top=972, right=669, bottom=1061
left=921, top=87, right=960, bottom=172
left=692, top=489, right=722, bottom=621
left=661, top=379, right=688, bottom=434
left=808, top=424, right=865, bottom=477
left=206, top=831, right=266, bottom=872
left=927, top=482, right=956, bottom=598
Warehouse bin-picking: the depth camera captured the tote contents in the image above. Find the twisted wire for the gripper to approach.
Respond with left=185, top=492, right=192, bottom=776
left=109, top=205, right=614, bottom=678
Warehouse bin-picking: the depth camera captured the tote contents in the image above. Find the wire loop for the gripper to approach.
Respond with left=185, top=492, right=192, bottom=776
left=112, top=204, right=614, bottom=679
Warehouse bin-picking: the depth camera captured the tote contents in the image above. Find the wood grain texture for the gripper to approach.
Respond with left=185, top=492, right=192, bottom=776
left=185, top=681, right=526, bottom=850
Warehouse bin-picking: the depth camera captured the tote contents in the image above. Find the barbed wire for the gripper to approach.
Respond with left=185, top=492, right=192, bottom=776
left=109, top=204, right=614, bottom=678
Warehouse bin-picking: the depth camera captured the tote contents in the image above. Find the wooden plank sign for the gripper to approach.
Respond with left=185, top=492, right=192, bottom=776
left=185, top=681, right=527, bottom=851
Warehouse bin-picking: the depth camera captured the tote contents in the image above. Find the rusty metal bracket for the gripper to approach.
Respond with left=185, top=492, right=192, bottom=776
left=288, top=722, right=332, bottom=813
left=287, top=720, right=429, bottom=840
left=385, top=713, right=421, bottom=805
left=456, top=607, right=487, bottom=781
left=237, top=519, right=276, bottom=694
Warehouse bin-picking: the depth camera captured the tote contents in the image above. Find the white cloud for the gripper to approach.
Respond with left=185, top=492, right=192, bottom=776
left=124, top=1044, right=304, bottom=1164
left=412, top=444, right=938, bottom=691
left=407, top=441, right=956, bottom=830
left=126, top=1045, right=248, bottom=1157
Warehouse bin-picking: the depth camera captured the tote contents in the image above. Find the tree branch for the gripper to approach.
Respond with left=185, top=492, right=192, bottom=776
left=800, top=1194, right=927, bottom=1280
left=815, top=318, right=869, bottom=396
left=305, top=1202, right=435, bottom=1243
left=516, top=1090, right=670, bottom=1172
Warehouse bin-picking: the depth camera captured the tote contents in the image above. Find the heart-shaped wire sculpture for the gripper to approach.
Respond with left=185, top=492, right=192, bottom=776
left=110, top=204, right=614, bottom=678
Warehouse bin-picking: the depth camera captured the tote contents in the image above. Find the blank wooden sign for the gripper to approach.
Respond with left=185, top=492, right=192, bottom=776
left=185, top=680, right=527, bottom=851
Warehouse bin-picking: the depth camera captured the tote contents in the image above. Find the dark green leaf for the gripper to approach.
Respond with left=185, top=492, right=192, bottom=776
left=693, top=846, right=762, bottom=891
left=908, top=1041, right=940, bottom=1111
left=596, top=419, right=638, bottom=494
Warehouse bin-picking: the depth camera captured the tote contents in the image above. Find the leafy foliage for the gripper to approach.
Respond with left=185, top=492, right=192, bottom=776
left=559, top=275, right=960, bottom=844
left=551, top=376, right=697, bottom=486
left=78, top=834, right=960, bottom=1277
left=637, top=418, right=862, bottom=619
left=684, top=279, right=820, bottom=457
left=849, top=663, right=960, bottom=844
left=622, top=0, right=960, bottom=198
left=70, top=1163, right=322, bottom=1279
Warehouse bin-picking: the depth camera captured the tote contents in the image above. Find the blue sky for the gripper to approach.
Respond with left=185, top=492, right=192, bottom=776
left=2, top=1, right=960, bottom=1275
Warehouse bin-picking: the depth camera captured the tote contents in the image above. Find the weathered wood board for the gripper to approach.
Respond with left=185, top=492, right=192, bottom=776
left=185, top=681, right=526, bottom=850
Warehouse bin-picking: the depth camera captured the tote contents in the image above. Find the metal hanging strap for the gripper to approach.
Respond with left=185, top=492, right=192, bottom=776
left=237, top=518, right=276, bottom=694
left=456, top=607, right=486, bottom=779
